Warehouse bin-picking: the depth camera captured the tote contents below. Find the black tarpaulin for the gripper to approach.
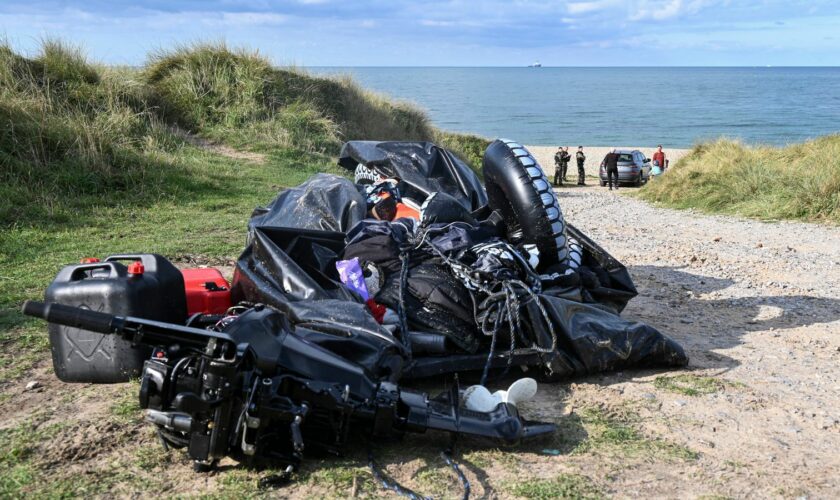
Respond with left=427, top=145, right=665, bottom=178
left=232, top=141, right=688, bottom=382
left=248, top=173, right=367, bottom=233
left=338, top=141, right=488, bottom=212
left=232, top=201, right=408, bottom=379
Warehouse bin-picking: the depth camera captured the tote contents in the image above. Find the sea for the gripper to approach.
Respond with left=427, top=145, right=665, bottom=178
left=309, top=67, right=840, bottom=148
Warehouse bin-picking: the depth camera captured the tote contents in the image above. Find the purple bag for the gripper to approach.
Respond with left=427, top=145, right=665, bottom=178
left=335, top=257, right=370, bottom=300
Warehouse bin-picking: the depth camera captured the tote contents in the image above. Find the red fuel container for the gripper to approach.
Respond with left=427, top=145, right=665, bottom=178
left=181, top=268, right=232, bottom=315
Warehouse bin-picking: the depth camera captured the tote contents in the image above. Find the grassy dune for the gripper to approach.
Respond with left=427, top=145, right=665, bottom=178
left=0, top=41, right=486, bottom=227
left=0, top=40, right=487, bottom=379
left=639, top=137, right=840, bottom=223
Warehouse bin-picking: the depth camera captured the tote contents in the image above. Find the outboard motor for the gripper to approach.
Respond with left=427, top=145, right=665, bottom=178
left=22, top=301, right=555, bottom=471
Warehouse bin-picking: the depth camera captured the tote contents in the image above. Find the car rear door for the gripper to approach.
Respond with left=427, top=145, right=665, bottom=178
left=635, top=152, right=650, bottom=178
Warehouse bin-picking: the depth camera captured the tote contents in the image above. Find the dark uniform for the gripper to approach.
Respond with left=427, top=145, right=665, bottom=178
left=561, top=150, right=571, bottom=181
left=554, top=149, right=570, bottom=186
left=576, top=149, right=586, bottom=185
left=604, top=151, right=619, bottom=190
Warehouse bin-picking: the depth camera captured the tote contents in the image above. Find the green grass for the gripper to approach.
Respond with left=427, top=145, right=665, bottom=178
left=288, top=457, right=375, bottom=498
left=134, top=444, right=173, bottom=471
left=1, top=400, right=182, bottom=497
left=0, top=416, right=65, bottom=497
left=653, top=374, right=729, bottom=397
left=204, top=470, right=262, bottom=499
left=504, top=474, right=603, bottom=500
left=145, top=42, right=434, bottom=151
left=0, top=41, right=179, bottom=226
left=462, top=447, right=521, bottom=469
left=435, top=130, right=491, bottom=177
left=571, top=406, right=698, bottom=461
left=414, top=460, right=466, bottom=499
left=639, top=136, right=840, bottom=223
left=109, top=379, right=142, bottom=423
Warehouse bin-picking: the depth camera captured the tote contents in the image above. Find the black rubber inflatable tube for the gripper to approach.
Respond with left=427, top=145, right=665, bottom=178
left=482, top=139, right=570, bottom=271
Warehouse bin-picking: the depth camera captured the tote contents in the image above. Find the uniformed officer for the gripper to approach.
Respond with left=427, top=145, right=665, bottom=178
left=576, top=146, right=586, bottom=186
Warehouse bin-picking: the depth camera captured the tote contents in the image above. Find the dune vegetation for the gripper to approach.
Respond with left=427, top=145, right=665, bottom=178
left=0, top=39, right=487, bottom=383
left=640, top=136, right=840, bottom=223
left=0, top=41, right=486, bottom=227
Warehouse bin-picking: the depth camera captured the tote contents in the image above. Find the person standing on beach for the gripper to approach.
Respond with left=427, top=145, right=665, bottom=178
left=576, top=146, right=586, bottom=185
left=653, top=145, right=667, bottom=171
left=604, top=148, right=619, bottom=190
left=560, top=146, right=572, bottom=182
left=554, top=147, right=571, bottom=185
left=562, top=147, right=572, bottom=181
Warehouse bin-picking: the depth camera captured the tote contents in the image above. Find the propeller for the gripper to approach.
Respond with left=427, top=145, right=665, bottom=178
left=463, top=377, right=538, bottom=412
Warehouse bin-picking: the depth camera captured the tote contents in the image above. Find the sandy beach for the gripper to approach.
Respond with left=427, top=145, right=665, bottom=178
left=527, top=145, right=690, bottom=175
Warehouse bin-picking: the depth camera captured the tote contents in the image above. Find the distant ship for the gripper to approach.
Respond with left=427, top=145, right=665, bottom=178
left=528, top=61, right=542, bottom=67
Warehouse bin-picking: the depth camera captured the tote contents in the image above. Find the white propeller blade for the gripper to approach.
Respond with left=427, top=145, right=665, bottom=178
left=494, top=377, right=538, bottom=406
left=463, top=385, right=499, bottom=413
left=463, top=377, right=538, bottom=412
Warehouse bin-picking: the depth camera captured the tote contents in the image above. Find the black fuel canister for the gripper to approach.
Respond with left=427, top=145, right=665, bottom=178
left=44, top=254, right=186, bottom=383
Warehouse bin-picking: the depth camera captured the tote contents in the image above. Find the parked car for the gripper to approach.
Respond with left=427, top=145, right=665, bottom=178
left=599, top=149, right=651, bottom=187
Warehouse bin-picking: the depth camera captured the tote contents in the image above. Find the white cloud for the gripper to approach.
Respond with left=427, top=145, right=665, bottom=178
left=127, top=10, right=290, bottom=29
left=630, top=0, right=682, bottom=20
left=567, top=0, right=621, bottom=15
left=629, top=0, right=716, bottom=21
left=419, top=19, right=484, bottom=28
left=573, top=35, right=647, bottom=48
left=218, top=12, right=288, bottom=25
left=564, top=0, right=718, bottom=21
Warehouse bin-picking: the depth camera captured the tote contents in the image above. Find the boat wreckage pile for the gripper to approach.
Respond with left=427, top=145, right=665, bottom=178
left=24, top=139, right=687, bottom=496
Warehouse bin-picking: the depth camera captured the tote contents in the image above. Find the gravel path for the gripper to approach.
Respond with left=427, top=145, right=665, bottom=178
left=550, top=183, right=840, bottom=497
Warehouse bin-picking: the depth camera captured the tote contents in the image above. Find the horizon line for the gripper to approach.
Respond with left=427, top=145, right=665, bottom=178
left=303, top=65, right=840, bottom=69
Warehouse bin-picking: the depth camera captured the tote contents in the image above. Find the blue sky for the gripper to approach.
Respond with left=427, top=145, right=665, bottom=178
left=1, top=1, right=839, bottom=66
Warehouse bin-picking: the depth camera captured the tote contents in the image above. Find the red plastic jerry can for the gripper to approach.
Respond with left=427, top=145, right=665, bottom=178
left=180, top=268, right=232, bottom=315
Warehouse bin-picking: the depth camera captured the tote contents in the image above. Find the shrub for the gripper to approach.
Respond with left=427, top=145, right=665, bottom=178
left=0, top=40, right=487, bottom=226
left=0, top=40, right=174, bottom=225
left=146, top=44, right=435, bottom=150
left=640, top=136, right=840, bottom=223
